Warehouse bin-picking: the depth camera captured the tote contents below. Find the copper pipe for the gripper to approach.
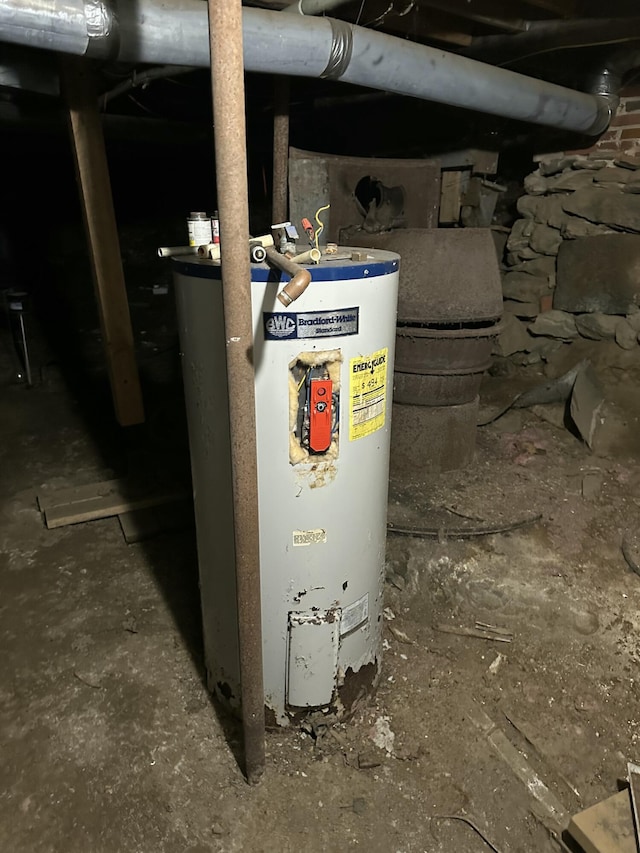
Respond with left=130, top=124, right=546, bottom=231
left=207, top=0, right=265, bottom=785
left=265, top=246, right=312, bottom=306
left=272, top=76, right=290, bottom=225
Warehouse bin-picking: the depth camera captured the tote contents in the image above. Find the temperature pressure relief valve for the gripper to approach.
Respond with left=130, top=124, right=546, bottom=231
left=309, top=378, right=333, bottom=453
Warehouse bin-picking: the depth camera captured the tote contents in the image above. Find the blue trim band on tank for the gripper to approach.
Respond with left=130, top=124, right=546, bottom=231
left=171, top=253, right=399, bottom=282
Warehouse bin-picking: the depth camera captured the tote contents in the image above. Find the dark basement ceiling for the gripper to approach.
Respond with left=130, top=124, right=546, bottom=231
left=2, top=0, right=640, bottom=125
left=1, top=0, right=639, bottom=216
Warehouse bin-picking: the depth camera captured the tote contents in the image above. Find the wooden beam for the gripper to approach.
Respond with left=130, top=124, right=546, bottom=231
left=60, top=56, right=144, bottom=427
left=518, top=0, right=576, bottom=17
left=335, top=0, right=474, bottom=45
left=418, top=0, right=527, bottom=33
left=422, top=18, right=474, bottom=46
left=386, top=7, right=474, bottom=46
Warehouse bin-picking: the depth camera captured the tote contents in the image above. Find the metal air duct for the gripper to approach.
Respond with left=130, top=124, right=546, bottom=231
left=0, top=0, right=612, bottom=134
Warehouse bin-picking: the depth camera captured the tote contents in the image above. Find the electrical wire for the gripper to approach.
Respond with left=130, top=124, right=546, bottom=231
left=314, top=204, right=330, bottom=251
left=101, top=65, right=196, bottom=110
left=363, top=0, right=415, bottom=29
left=363, top=1, right=393, bottom=28
left=331, top=393, right=340, bottom=436
left=297, top=367, right=310, bottom=391
left=431, top=815, right=504, bottom=853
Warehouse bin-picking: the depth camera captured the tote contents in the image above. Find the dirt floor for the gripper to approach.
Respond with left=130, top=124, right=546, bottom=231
left=2, top=310, right=640, bottom=852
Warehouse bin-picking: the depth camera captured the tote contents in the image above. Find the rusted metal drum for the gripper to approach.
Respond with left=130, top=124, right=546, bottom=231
left=394, top=322, right=500, bottom=405
left=390, top=398, right=479, bottom=476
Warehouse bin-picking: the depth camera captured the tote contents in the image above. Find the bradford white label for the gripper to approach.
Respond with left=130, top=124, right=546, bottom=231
left=263, top=307, right=359, bottom=340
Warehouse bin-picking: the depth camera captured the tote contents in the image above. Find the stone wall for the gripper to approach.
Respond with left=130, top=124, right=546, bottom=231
left=496, top=90, right=640, bottom=364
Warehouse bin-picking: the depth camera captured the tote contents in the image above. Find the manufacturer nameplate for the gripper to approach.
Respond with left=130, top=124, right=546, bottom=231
left=263, top=307, right=359, bottom=341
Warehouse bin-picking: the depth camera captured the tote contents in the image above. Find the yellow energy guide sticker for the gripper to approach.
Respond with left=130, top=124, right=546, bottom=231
left=349, top=348, right=388, bottom=441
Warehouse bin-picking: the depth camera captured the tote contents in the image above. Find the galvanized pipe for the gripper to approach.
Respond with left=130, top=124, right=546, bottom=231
left=1, top=0, right=117, bottom=57
left=467, top=17, right=640, bottom=64
left=0, top=0, right=612, bottom=135
left=121, top=5, right=616, bottom=134
left=282, top=0, right=353, bottom=15
left=272, top=77, right=290, bottom=225
left=207, top=0, right=265, bottom=785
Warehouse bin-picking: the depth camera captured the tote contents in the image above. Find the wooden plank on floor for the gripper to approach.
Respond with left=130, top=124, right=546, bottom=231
left=118, top=506, right=159, bottom=543
left=40, top=479, right=190, bottom=529
left=118, top=500, right=194, bottom=544
left=38, top=479, right=122, bottom=514
left=566, top=790, right=636, bottom=853
left=466, top=698, right=568, bottom=831
left=59, top=56, right=144, bottom=427
left=118, top=501, right=194, bottom=543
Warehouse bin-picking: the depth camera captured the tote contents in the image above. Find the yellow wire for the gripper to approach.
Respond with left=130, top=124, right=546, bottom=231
left=314, top=204, right=330, bottom=252
left=297, top=368, right=310, bottom=391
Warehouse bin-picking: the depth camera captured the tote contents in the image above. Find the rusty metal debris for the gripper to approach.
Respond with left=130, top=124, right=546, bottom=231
left=387, top=624, right=416, bottom=645
left=622, top=530, right=640, bottom=577
left=387, top=513, right=542, bottom=540
left=435, top=623, right=513, bottom=643
left=478, top=360, right=588, bottom=426
left=475, top=621, right=512, bottom=638
left=431, top=814, right=504, bottom=853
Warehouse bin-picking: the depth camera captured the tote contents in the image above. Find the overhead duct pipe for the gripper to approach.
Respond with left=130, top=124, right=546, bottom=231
left=466, top=17, right=640, bottom=67
left=0, top=0, right=611, bottom=135
left=586, top=48, right=640, bottom=115
left=282, top=0, right=353, bottom=14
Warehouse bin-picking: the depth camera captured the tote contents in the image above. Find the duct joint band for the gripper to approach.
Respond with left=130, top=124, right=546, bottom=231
left=320, top=19, right=353, bottom=80
left=84, top=0, right=120, bottom=60
left=587, top=95, right=615, bottom=136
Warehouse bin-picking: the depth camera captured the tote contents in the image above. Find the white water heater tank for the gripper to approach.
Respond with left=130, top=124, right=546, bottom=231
left=173, top=248, right=399, bottom=726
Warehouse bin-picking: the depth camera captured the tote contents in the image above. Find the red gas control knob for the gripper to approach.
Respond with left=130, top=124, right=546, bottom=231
left=309, top=379, right=333, bottom=453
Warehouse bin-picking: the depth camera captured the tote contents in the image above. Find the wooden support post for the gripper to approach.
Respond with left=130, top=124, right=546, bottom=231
left=60, top=56, right=144, bottom=427
left=439, top=170, right=464, bottom=224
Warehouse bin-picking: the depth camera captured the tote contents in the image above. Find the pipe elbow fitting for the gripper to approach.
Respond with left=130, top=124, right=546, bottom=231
left=586, top=94, right=616, bottom=137
left=265, top=245, right=312, bottom=306
left=277, top=269, right=312, bottom=306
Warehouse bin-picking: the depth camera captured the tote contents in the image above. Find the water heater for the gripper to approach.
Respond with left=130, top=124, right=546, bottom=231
left=172, top=249, right=399, bottom=726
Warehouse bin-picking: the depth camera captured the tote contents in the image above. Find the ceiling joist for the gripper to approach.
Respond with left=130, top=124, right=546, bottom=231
left=518, top=0, right=577, bottom=17
left=417, top=0, right=527, bottom=33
